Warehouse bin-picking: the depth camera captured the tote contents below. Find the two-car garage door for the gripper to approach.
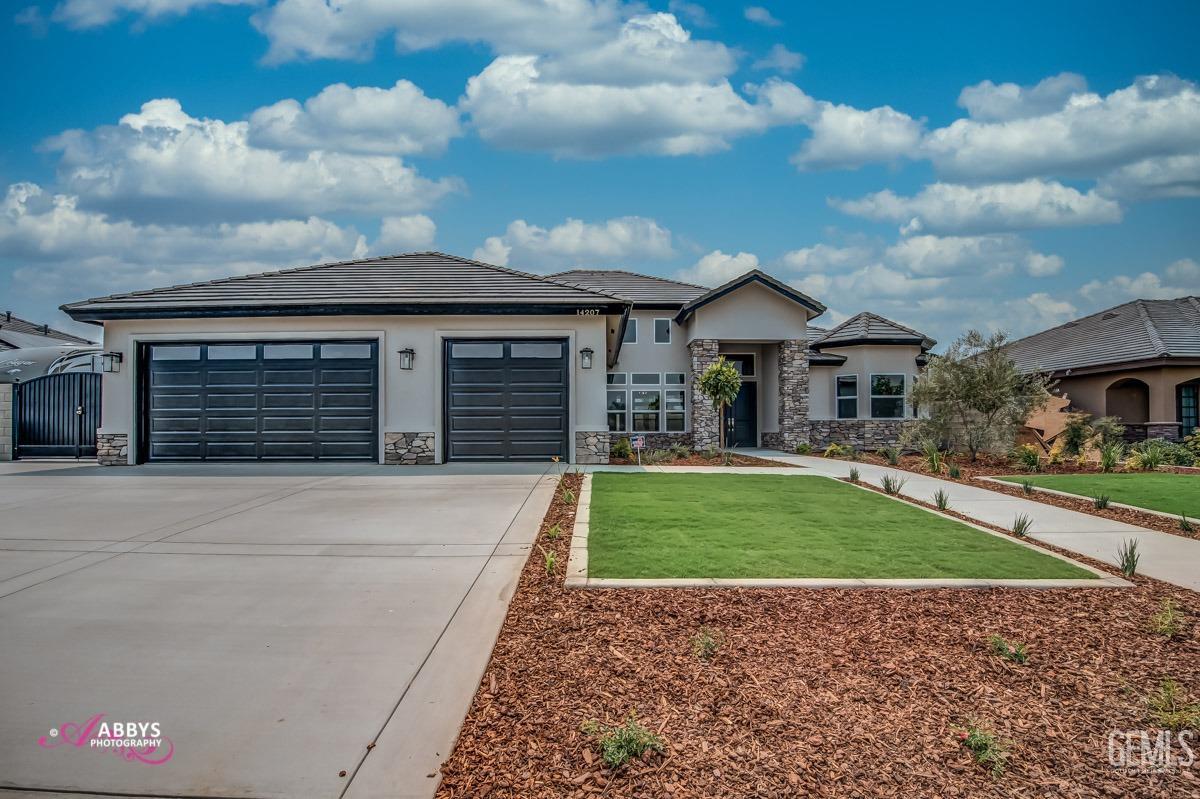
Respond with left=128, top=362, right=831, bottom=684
left=144, top=340, right=378, bottom=461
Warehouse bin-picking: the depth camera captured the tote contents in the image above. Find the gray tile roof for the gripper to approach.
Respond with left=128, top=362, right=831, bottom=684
left=811, top=312, right=935, bottom=350
left=63, top=252, right=629, bottom=321
left=676, top=269, right=826, bottom=322
left=1006, top=296, right=1200, bottom=374
left=548, top=269, right=709, bottom=305
left=0, top=312, right=96, bottom=349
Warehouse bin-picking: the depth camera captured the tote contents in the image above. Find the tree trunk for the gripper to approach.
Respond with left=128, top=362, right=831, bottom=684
left=718, top=401, right=726, bottom=449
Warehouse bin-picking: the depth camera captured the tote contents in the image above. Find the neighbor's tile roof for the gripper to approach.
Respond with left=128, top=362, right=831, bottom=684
left=0, top=312, right=96, bottom=349
left=811, top=312, right=935, bottom=350
left=1005, top=296, right=1200, bottom=373
left=548, top=269, right=709, bottom=305
left=63, top=252, right=627, bottom=321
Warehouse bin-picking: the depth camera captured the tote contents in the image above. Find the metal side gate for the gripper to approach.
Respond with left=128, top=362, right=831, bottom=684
left=13, top=373, right=102, bottom=458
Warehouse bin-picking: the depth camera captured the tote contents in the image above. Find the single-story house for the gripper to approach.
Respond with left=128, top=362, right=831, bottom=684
left=1005, top=296, right=1200, bottom=442
left=0, top=311, right=95, bottom=351
left=61, top=252, right=933, bottom=465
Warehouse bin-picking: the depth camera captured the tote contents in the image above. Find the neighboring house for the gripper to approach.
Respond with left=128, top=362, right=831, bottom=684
left=1006, top=296, right=1200, bottom=442
left=0, top=311, right=95, bottom=350
left=61, top=252, right=933, bottom=466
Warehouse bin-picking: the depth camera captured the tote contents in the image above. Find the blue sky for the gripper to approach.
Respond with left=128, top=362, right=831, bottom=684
left=2, top=0, right=1198, bottom=346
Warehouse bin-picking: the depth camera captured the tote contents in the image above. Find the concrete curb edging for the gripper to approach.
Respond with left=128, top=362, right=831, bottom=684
left=975, top=475, right=1193, bottom=522
left=564, top=471, right=1131, bottom=590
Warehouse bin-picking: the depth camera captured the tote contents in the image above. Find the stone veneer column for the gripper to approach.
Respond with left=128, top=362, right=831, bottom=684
left=1145, top=422, right=1182, bottom=442
left=0, top=383, right=12, bottom=461
left=777, top=339, right=810, bottom=451
left=574, top=431, right=610, bottom=464
left=96, top=432, right=129, bottom=466
left=688, top=339, right=721, bottom=451
left=384, top=432, right=435, bottom=464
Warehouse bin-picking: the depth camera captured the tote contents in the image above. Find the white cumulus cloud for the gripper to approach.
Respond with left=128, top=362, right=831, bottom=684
left=248, top=79, right=461, bottom=156
left=753, top=44, right=804, bottom=74
left=473, top=216, right=674, bottom=270
left=885, top=234, right=1063, bottom=277
left=743, top=6, right=781, bottom=26
left=956, top=72, right=1088, bottom=121
left=50, top=0, right=257, bottom=29
left=373, top=215, right=437, bottom=253
left=1079, top=258, right=1200, bottom=306
left=792, top=102, right=924, bottom=170
left=676, top=250, right=760, bottom=285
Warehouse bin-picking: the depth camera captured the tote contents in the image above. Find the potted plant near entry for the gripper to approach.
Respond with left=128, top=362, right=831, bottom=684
left=698, top=356, right=742, bottom=449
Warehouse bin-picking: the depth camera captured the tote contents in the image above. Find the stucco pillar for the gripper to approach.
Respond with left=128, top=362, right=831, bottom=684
left=0, top=383, right=12, bottom=461
left=777, top=339, right=810, bottom=451
left=688, top=338, right=720, bottom=450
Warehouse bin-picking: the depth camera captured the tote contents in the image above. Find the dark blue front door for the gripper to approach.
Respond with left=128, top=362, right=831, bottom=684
left=723, top=381, right=758, bottom=447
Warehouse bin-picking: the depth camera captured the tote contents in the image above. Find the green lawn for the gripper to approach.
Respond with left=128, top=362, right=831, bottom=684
left=997, top=472, right=1200, bottom=516
left=587, top=473, right=1095, bottom=579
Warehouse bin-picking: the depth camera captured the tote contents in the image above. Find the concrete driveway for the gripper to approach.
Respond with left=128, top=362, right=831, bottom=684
left=0, top=460, right=557, bottom=799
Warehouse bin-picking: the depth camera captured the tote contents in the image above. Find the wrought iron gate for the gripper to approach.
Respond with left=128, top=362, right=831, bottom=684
left=13, top=373, right=102, bottom=458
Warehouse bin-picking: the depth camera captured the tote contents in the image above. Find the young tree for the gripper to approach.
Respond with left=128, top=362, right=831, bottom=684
left=909, top=330, right=1053, bottom=461
left=698, top=357, right=742, bottom=449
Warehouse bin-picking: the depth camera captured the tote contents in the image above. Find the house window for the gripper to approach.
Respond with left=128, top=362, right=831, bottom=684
left=665, top=390, right=686, bottom=432
left=654, top=318, right=672, bottom=344
left=607, top=373, right=627, bottom=385
left=665, top=372, right=686, bottom=385
left=836, top=375, right=858, bottom=419
left=607, top=391, right=628, bottom=433
left=631, top=373, right=660, bottom=385
left=622, top=319, right=637, bottom=343
left=724, top=354, right=754, bottom=376
left=632, top=390, right=661, bottom=432
left=870, top=374, right=906, bottom=419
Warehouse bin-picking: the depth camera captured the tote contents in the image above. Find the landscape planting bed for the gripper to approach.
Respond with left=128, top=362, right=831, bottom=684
left=434, top=476, right=1199, bottom=799
left=995, top=472, right=1200, bottom=518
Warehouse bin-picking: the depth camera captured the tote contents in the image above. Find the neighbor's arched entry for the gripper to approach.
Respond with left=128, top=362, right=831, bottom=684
left=1105, top=378, right=1150, bottom=429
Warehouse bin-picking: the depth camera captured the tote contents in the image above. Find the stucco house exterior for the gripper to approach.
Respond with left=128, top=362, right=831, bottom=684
left=1006, top=296, right=1200, bottom=442
left=61, top=252, right=933, bottom=465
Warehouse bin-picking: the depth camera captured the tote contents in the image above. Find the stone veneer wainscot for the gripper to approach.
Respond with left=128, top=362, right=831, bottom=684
left=384, top=432, right=435, bottom=465
left=97, top=432, right=129, bottom=466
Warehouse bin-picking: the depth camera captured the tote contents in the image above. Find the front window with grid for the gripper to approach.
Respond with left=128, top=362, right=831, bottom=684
left=607, top=390, right=627, bottom=432
left=836, top=375, right=858, bottom=419
left=870, top=374, right=906, bottom=418
left=632, top=390, right=661, bottom=432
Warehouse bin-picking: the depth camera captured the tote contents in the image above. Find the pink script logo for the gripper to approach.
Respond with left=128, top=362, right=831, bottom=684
left=37, top=714, right=174, bottom=765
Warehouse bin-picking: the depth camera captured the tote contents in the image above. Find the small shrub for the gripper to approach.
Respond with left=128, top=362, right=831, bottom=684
left=879, top=446, right=901, bottom=465
left=1091, top=415, right=1126, bottom=447
left=702, top=447, right=719, bottom=459
left=545, top=522, right=562, bottom=540
left=1145, top=680, right=1200, bottom=731
left=848, top=466, right=860, bottom=482
left=1131, top=437, right=1195, bottom=467
left=794, top=442, right=812, bottom=455
left=987, top=634, right=1029, bottom=665
left=1151, top=598, right=1184, bottom=639
left=722, top=450, right=734, bottom=466
left=1019, top=479, right=1035, bottom=495
left=1046, top=439, right=1065, bottom=465
left=955, top=719, right=1008, bottom=777
left=691, top=626, right=724, bottom=662
left=644, top=448, right=672, bottom=464
left=1092, top=494, right=1110, bottom=510
left=1011, top=444, right=1041, bottom=473
left=1117, top=538, right=1140, bottom=577
left=922, top=441, right=944, bottom=473
left=611, top=437, right=633, bottom=459
left=1098, top=440, right=1125, bottom=473
left=1011, top=514, right=1033, bottom=537
left=881, top=473, right=907, bottom=495
left=823, top=442, right=853, bottom=459
left=1060, top=412, right=1093, bottom=456
left=933, top=488, right=950, bottom=511
left=539, top=546, right=557, bottom=575
left=947, top=463, right=962, bottom=479
left=1185, top=430, right=1200, bottom=458
left=1127, top=440, right=1167, bottom=471
left=582, top=715, right=666, bottom=768
left=669, top=443, right=691, bottom=460
left=560, top=488, right=576, bottom=505
left=1181, top=514, right=1195, bottom=534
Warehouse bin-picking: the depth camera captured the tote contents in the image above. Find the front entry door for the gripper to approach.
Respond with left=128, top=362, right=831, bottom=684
left=723, top=382, right=758, bottom=447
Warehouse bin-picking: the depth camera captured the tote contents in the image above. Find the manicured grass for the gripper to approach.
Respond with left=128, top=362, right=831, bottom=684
left=587, top=473, right=1095, bottom=579
left=997, top=472, right=1200, bottom=516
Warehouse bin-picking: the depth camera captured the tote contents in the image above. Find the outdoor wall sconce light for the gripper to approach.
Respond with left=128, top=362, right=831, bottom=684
left=100, top=352, right=123, bottom=373
left=398, top=348, right=415, bottom=370
left=580, top=347, right=594, bottom=369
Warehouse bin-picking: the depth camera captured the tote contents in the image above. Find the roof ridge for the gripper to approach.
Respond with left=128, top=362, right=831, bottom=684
left=1001, top=295, right=1179, bottom=351
left=1134, top=299, right=1168, bottom=356
left=548, top=268, right=711, bottom=291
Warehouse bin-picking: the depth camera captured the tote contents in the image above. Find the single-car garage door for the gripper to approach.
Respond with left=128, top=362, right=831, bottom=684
left=444, top=338, right=569, bottom=462
left=143, top=340, right=378, bottom=461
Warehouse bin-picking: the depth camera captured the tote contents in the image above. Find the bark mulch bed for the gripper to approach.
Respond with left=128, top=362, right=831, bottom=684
left=975, top=478, right=1197, bottom=541
left=608, top=452, right=790, bottom=468
left=436, top=473, right=1200, bottom=799
left=854, top=451, right=1098, bottom=480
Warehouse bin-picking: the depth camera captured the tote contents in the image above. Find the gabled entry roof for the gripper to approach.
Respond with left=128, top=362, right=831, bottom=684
left=811, top=312, right=935, bottom=350
left=62, top=252, right=629, bottom=322
left=674, top=269, right=826, bottom=323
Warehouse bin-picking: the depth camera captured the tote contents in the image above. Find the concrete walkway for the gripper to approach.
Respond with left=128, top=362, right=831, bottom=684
left=740, top=449, right=1200, bottom=592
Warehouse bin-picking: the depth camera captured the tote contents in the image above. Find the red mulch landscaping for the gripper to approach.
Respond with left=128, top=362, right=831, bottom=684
left=608, top=452, right=790, bottom=467
left=855, top=451, right=1099, bottom=479
left=435, top=473, right=1200, bottom=799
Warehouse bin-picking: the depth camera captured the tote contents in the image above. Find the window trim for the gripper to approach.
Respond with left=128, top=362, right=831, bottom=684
left=622, top=318, right=638, bottom=344
left=607, top=389, right=629, bottom=433
left=664, top=388, right=686, bottom=433
left=869, top=373, right=907, bottom=419
left=835, top=373, right=858, bottom=420
left=653, top=317, right=672, bottom=345
left=665, top=372, right=686, bottom=385
left=631, top=389, right=662, bottom=432
left=631, top=372, right=661, bottom=385
left=606, top=372, right=627, bottom=385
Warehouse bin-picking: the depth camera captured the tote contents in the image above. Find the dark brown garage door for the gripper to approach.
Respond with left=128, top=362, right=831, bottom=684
left=444, top=338, right=569, bottom=462
left=143, top=340, right=378, bottom=461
